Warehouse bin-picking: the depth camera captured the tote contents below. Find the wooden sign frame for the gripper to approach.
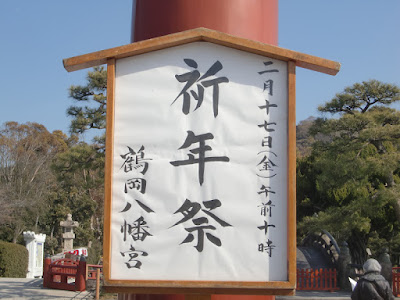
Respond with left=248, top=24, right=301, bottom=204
left=63, top=28, right=340, bottom=296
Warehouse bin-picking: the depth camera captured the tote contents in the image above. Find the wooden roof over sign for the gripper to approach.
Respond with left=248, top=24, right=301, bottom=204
left=63, top=27, right=340, bottom=75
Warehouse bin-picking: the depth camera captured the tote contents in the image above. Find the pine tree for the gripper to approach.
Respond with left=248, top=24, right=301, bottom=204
left=297, top=80, right=400, bottom=264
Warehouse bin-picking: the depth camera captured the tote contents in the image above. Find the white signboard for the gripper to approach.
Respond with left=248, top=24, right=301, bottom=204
left=109, top=42, right=288, bottom=282
left=64, top=248, right=88, bottom=257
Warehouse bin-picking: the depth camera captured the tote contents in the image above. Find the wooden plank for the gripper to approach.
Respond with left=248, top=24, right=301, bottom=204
left=200, top=29, right=340, bottom=75
left=103, top=58, right=116, bottom=283
left=287, top=61, right=297, bottom=288
left=96, top=268, right=101, bottom=300
left=63, top=27, right=340, bottom=75
left=103, top=286, right=295, bottom=296
left=102, top=277, right=296, bottom=295
left=103, top=279, right=295, bottom=289
left=185, top=295, right=211, bottom=300
left=63, top=33, right=201, bottom=72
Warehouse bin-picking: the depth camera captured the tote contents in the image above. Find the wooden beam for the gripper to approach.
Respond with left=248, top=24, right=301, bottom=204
left=185, top=295, right=211, bottom=300
left=102, top=58, right=115, bottom=283
left=63, top=27, right=340, bottom=75
left=103, top=285, right=295, bottom=295
left=287, top=61, right=297, bottom=287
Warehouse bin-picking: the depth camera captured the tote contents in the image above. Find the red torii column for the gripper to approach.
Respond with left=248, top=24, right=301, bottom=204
left=122, top=1, right=278, bottom=300
left=131, top=0, right=278, bottom=45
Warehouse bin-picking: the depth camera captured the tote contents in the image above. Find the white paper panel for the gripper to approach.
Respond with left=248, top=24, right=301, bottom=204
left=110, top=42, right=288, bottom=282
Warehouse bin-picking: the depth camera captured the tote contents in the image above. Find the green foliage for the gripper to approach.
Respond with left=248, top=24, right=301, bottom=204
left=86, top=239, right=102, bottom=265
left=67, top=66, right=107, bottom=136
left=51, top=142, right=104, bottom=245
left=0, top=241, right=28, bottom=277
left=44, top=236, right=60, bottom=256
left=0, top=227, right=14, bottom=243
left=318, top=79, right=400, bottom=115
left=44, top=66, right=109, bottom=253
left=0, top=122, right=71, bottom=242
left=63, top=67, right=107, bottom=257
left=298, top=80, right=400, bottom=263
left=296, top=117, right=316, bottom=157
left=0, top=67, right=107, bottom=258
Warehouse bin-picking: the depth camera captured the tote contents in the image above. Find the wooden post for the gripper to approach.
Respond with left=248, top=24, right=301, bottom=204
left=95, top=268, right=101, bottom=300
left=85, top=263, right=88, bottom=281
left=43, top=255, right=51, bottom=288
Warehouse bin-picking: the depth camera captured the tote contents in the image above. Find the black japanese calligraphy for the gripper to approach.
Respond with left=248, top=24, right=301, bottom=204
left=258, top=61, right=279, bottom=74
left=258, top=121, right=276, bottom=132
left=172, top=59, right=229, bottom=117
left=257, top=220, right=276, bottom=235
left=121, top=216, right=153, bottom=242
left=255, top=60, right=281, bottom=258
left=120, top=245, right=148, bottom=269
left=263, top=79, right=274, bottom=96
left=120, top=146, right=152, bottom=175
left=256, top=151, right=278, bottom=179
left=259, top=99, right=277, bottom=115
left=258, top=239, right=276, bottom=257
left=170, top=131, right=229, bottom=185
left=120, top=200, right=154, bottom=214
left=124, top=178, right=146, bottom=194
left=262, top=136, right=273, bottom=148
left=257, top=185, right=275, bottom=198
left=171, top=199, right=232, bottom=252
left=258, top=200, right=275, bottom=217
left=172, top=199, right=232, bottom=227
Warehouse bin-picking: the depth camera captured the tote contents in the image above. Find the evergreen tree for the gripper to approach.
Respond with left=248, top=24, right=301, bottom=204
left=297, top=80, right=400, bottom=264
left=51, top=142, right=104, bottom=249
left=49, top=66, right=108, bottom=259
left=67, top=66, right=107, bottom=143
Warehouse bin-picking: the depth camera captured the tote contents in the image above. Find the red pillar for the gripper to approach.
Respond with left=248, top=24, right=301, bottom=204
left=131, top=0, right=278, bottom=46
left=125, top=1, right=278, bottom=300
left=43, top=255, right=51, bottom=288
left=75, top=255, right=87, bottom=292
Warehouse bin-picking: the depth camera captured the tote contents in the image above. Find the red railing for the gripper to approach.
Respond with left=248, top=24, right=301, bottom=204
left=43, top=257, right=86, bottom=291
left=393, top=267, right=400, bottom=297
left=87, top=264, right=102, bottom=280
left=297, top=268, right=339, bottom=292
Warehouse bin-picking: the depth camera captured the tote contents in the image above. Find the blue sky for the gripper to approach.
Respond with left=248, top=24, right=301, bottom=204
left=1, top=1, right=399, bottom=138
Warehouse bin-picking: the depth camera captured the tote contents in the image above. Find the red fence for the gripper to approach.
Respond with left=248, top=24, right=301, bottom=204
left=297, top=268, right=339, bottom=292
left=43, top=257, right=86, bottom=292
left=43, top=262, right=400, bottom=295
left=297, top=267, right=400, bottom=294
left=393, top=267, right=400, bottom=297
left=87, top=264, right=102, bottom=280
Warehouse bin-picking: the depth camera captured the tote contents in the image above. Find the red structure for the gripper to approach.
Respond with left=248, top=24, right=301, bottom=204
left=87, top=264, right=103, bottom=280
left=393, top=267, right=400, bottom=297
left=131, top=0, right=278, bottom=46
left=43, top=256, right=86, bottom=292
left=123, top=1, right=279, bottom=300
left=296, top=268, right=339, bottom=292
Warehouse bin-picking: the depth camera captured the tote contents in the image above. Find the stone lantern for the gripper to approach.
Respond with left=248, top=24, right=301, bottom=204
left=60, top=214, right=79, bottom=253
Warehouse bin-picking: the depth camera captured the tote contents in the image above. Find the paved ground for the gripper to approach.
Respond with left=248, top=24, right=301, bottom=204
left=0, top=278, right=398, bottom=300
left=0, top=278, right=94, bottom=299
left=276, top=290, right=351, bottom=300
left=277, top=290, right=400, bottom=300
